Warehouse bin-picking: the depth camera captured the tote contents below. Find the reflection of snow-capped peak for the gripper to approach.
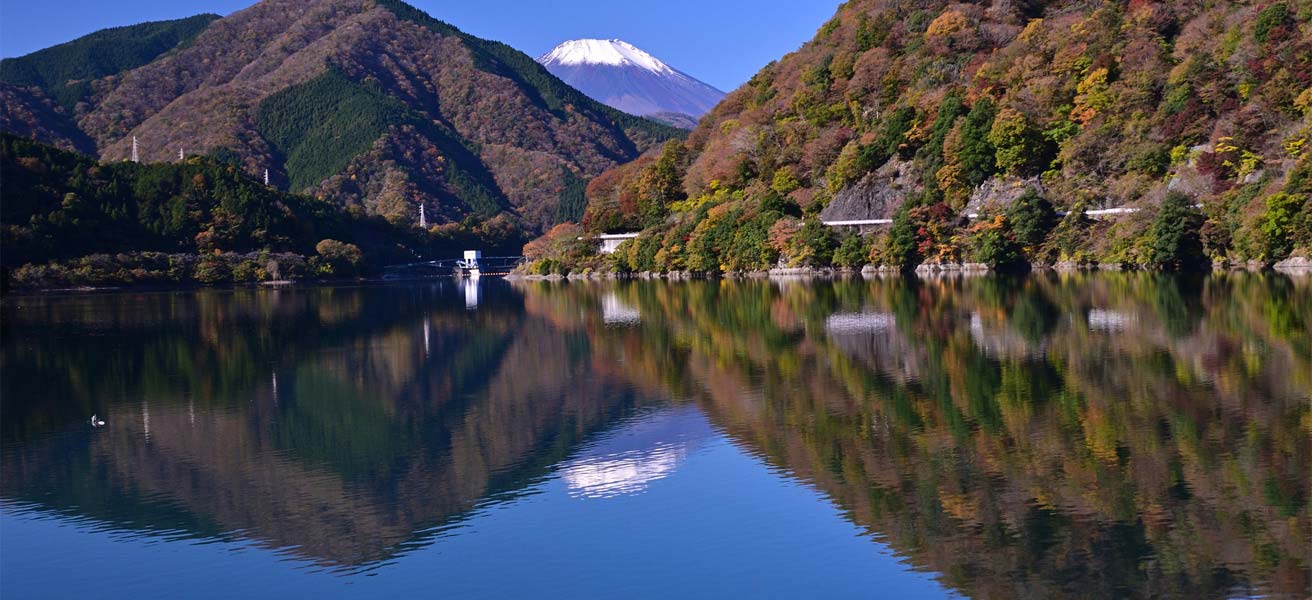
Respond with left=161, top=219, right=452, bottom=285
left=539, top=39, right=673, bottom=75
left=562, top=446, right=683, bottom=499
left=560, top=405, right=714, bottom=499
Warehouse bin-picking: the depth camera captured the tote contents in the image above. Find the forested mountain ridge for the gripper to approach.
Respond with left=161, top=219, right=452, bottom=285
left=0, top=15, right=219, bottom=155
left=0, top=15, right=221, bottom=114
left=0, top=133, right=525, bottom=288
left=0, top=0, right=682, bottom=233
left=561, top=0, right=1312, bottom=274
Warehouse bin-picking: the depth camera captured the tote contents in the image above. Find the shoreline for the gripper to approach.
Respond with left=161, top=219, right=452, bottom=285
left=506, top=258, right=1312, bottom=282
left=6, top=258, right=1308, bottom=294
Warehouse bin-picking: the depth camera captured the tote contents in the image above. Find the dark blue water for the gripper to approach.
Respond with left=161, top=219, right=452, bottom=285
left=2, top=274, right=1308, bottom=598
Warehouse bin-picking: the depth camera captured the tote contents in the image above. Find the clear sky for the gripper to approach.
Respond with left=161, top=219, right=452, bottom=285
left=0, top=0, right=840, bottom=92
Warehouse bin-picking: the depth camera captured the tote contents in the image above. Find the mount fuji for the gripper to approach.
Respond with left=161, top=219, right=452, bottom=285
left=539, top=39, right=725, bottom=130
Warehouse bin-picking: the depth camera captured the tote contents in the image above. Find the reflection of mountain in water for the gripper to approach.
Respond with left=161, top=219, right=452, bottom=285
left=561, top=405, right=713, bottom=499
left=3, top=273, right=1309, bottom=598
left=0, top=283, right=658, bottom=570
left=516, top=274, right=1311, bottom=599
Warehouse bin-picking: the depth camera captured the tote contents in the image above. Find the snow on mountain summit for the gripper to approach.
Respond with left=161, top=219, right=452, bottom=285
left=538, top=39, right=725, bottom=129
left=539, top=39, right=673, bottom=75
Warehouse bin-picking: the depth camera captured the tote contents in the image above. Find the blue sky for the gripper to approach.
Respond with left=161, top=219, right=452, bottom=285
left=0, top=0, right=840, bottom=91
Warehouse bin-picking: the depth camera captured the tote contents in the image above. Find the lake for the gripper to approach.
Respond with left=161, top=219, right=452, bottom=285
left=1, top=273, right=1308, bottom=599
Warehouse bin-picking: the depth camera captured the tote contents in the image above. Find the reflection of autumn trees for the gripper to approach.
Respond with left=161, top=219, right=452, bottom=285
left=1, top=284, right=653, bottom=568
left=3, top=275, right=1306, bottom=591
left=524, top=273, right=1310, bottom=598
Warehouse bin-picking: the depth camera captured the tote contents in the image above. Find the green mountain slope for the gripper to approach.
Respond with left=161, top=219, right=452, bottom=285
left=256, top=68, right=414, bottom=192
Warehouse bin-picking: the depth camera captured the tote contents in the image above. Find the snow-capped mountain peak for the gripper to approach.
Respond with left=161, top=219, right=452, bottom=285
left=539, top=39, right=674, bottom=75
left=538, top=39, right=725, bottom=129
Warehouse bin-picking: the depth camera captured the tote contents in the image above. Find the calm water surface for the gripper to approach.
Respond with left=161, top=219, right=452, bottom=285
left=1, top=274, right=1309, bottom=599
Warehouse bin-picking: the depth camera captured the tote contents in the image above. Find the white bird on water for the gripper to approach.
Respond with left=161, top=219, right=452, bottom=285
left=90, top=414, right=105, bottom=427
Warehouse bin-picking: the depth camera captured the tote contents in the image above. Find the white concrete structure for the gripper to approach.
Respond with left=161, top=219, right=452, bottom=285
left=825, top=312, right=896, bottom=335
left=598, top=233, right=641, bottom=254
left=828, top=208, right=1145, bottom=228
left=822, top=219, right=894, bottom=227
left=460, top=250, right=483, bottom=278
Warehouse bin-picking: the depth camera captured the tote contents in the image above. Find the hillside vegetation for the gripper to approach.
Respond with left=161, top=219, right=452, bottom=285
left=544, top=0, right=1312, bottom=274
left=256, top=68, right=413, bottom=193
left=0, top=15, right=219, bottom=112
left=374, top=0, right=678, bottom=151
left=0, top=0, right=682, bottom=235
left=0, top=135, right=524, bottom=288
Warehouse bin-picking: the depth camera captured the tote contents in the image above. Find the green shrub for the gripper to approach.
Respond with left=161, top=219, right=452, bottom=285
left=194, top=257, right=231, bottom=283
left=989, top=108, right=1047, bottom=176
left=833, top=234, right=870, bottom=268
left=793, top=218, right=838, bottom=266
left=886, top=206, right=921, bottom=268
left=970, top=216, right=1023, bottom=268
left=315, top=239, right=364, bottom=276
left=1006, top=189, right=1057, bottom=249
left=231, top=259, right=264, bottom=282
left=1044, top=205, right=1095, bottom=262
left=1258, top=193, right=1305, bottom=260
left=1254, top=3, right=1290, bottom=44
left=956, top=98, right=999, bottom=186
left=528, top=258, right=561, bottom=275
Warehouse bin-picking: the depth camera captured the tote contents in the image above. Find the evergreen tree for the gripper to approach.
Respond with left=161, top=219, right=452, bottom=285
left=637, top=140, right=689, bottom=228
left=938, top=98, right=997, bottom=207
left=833, top=234, right=870, bottom=268
left=1005, top=189, right=1057, bottom=249
left=887, top=206, right=920, bottom=269
left=957, top=98, right=998, bottom=187
left=1150, top=192, right=1207, bottom=270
